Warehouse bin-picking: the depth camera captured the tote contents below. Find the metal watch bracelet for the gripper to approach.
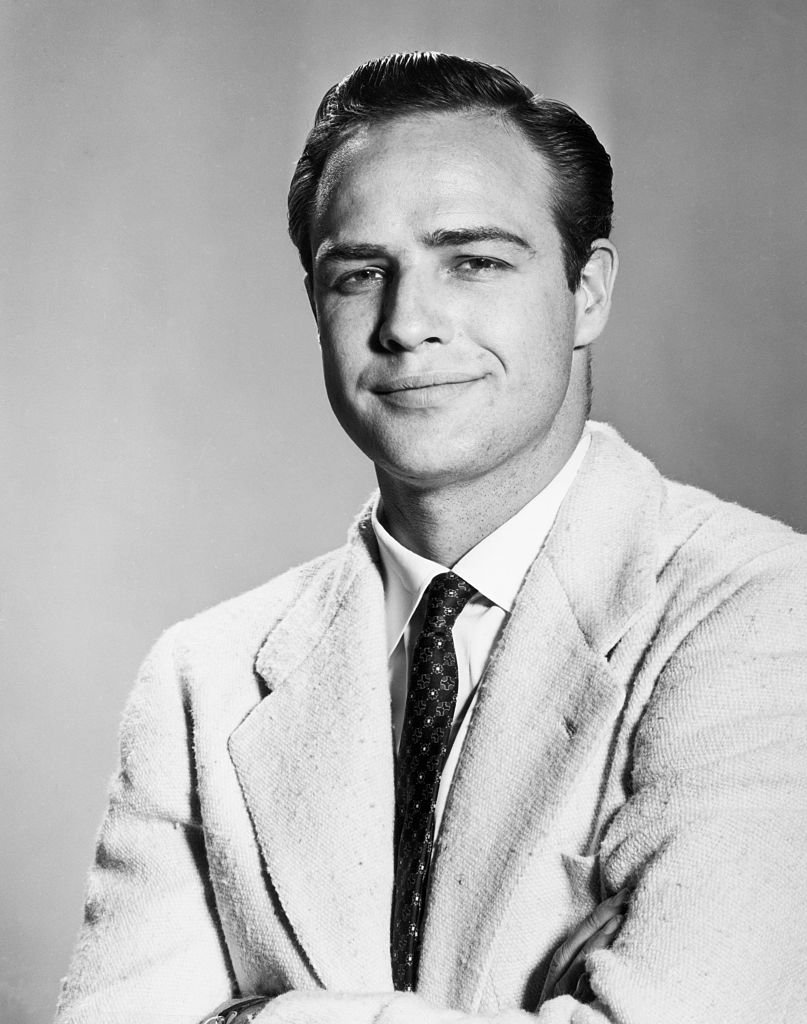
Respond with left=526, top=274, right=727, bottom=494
left=201, top=994, right=271, bottom=1024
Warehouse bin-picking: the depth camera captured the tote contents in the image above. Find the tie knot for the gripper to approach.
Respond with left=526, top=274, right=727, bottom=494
left=422, top=571, right=475, bottom=631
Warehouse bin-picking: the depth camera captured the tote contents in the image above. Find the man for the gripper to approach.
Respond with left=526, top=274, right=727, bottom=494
left=55, top=52, right=807, bottom=1024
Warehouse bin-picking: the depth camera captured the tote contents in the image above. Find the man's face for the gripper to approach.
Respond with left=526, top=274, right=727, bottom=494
left=307, top=111, right=594, bottom=491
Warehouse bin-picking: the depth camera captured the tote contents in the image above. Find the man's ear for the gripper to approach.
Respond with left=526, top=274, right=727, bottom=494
left=304, top=274, right=318, bottom=322
left=573, top=240, right=618, bottom=349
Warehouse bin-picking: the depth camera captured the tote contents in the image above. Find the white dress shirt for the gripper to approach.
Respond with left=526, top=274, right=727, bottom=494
left=371, top=431, right=591, bottom=841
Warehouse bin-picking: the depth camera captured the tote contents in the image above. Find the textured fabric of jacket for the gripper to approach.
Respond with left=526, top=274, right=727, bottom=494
left=55, top=424, right=807, bottom=1024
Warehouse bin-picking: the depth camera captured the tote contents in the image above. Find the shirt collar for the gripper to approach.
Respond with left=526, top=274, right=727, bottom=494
left=372, top=431, right=591, bottom=657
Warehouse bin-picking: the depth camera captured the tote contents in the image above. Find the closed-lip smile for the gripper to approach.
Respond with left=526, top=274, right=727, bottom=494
left=374, top=372, right=481, bottom=393
left=371, top=371, right=484, bottom=409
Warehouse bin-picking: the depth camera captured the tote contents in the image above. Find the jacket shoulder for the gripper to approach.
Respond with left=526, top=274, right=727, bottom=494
left=589, top=422, right=803, bottom=565
left=176, top=545, right=356, bottom=652
left=139, top=543, right=368, bottom=686
left=655, top=471, right=807, bottom=593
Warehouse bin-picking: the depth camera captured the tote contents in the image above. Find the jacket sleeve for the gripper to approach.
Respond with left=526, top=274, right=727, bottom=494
left=55, top=627, right=236, bottom=1024
left=249, top=542, right=807, bottom=1024
left=576, top=544, right=807, bottom=1024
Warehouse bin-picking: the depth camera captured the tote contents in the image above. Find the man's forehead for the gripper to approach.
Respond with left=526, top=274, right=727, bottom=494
left=311, top=110, right=555, bottom=244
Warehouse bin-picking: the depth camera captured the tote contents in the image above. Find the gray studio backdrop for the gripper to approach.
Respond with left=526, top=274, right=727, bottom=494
left=2, top=2, right=805, bottom=1021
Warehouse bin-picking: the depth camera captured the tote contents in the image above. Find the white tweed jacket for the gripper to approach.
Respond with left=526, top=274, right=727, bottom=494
left=56, top=424, right=807, bottom=1024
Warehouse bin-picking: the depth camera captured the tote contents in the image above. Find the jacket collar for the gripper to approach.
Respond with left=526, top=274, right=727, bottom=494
left=545, top=422, right=661, bottom=653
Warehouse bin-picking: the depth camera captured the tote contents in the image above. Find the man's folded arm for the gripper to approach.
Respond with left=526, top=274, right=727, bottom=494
left=57, top=544, right=807, bottom=1024
left=55, top=627, right=237, bottom=1024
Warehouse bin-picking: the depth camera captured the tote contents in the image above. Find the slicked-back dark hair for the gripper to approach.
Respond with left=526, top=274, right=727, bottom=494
left=288, top=51, right=613, bottom=291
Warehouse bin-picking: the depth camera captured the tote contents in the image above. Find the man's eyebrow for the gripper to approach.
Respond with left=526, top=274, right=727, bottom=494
left=422, top=226, right=536, bottom=254
left=314, top=242, right=388, bottom=268
left=314, top=228, right=536, bottom=269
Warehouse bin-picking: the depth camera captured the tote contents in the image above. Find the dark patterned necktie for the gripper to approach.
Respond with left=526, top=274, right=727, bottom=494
left=391, top=571, right=476, bottom=991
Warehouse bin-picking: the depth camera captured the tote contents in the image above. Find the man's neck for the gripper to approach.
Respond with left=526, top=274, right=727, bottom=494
left=376, top=429, right=584, bottom=567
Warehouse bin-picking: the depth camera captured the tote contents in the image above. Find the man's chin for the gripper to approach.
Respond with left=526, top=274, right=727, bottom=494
left=336, top=414, right=491, bottom=491
left=372, top=449, right=489, bottom=493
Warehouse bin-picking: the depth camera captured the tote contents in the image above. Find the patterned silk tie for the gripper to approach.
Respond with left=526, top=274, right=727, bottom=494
left=391, top=571, right=476, bottom=991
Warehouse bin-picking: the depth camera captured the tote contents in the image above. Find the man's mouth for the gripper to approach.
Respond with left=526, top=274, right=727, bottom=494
left=372, top=372, right=483, bottom=408
left=375, top=372, right=481, bottom=394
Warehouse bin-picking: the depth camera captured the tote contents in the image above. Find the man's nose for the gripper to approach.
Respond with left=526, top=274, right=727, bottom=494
left=377, top=269, right=452, bottom=352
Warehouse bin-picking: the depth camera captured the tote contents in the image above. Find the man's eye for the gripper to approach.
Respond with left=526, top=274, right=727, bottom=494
left=454, top=257, right=509, bottom=276
left=334, top=267, right=386, bottom=294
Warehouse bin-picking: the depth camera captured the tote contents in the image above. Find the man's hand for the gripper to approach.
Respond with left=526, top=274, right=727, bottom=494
left=539, top=888, right=629, bottom=1006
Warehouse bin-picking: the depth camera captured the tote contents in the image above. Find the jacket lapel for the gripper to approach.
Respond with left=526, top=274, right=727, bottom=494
left=228, top=520, right=396, bottom=992
left=418, top=425, right=661, bottom=1009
